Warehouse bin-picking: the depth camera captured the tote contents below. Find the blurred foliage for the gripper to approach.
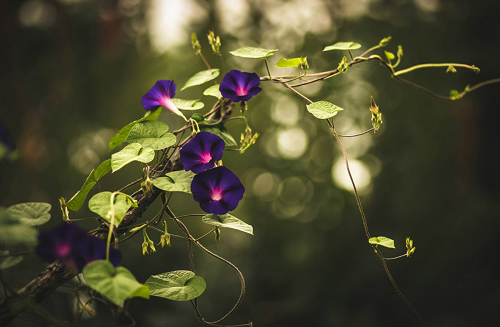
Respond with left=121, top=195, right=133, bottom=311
left=1, top=0, right=500, bottom=326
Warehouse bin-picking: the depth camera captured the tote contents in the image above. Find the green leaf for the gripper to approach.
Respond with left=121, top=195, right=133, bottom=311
left=145, top=270, right=206, bottom=301
left=229, top=47, right=278, bottom=59
left=181, top=69, right=220, bottom=91
left=0, top=254, right=23, bottom=270
left=200, top=125, right=238, bottom=147
left=275, top=57, right=302, bottom=68
left=171, top=98, right=205, bottom=110
left=67, top=159, right=112, bottom=211
left=83, top=260, right=149, bottom=305
left=384, top=50, right=395, bottom=61
left=111, top=143, right=155, bottom=172
left=306, top=101, right=344, bottom=119
left=202, top=214, right=253, bottom=235
left=88, top=192, right=137, bottom=226
left=323, top=42, right=361, bottom=51
left=6, top=202, right=51, bottom=226
left=203, top=84, right=222, bottom=99
left=153, top=171, right=196, bottom=194
left=446, top=65, right=457, bottom=73
left=369, top=236, right=395, bottom=249
left=450, top=90, right=462, bottom=100
left=109, top=108, right=162, bottom=150
left=378, top=36, right=392, bottom=47
left=126, top=121, right=176, bottom=151
left=0, top=208, right=37, bottom=244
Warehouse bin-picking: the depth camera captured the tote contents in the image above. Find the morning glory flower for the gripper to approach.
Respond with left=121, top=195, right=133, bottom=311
left=191, top=166, right=245, bottom=215
left=219, top=70, right=262, bottom=102
left=180, top=132, right=225, bottom=173
left=35, top=223, right=121, bottom=272
left=141, top=80, right=186, bottom=120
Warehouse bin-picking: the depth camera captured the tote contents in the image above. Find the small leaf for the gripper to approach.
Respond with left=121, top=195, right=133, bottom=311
left=200, top=125, right=238, bottom=147
left=153, top=171, right=196, bottom=194
left=126, top=121, right=176, bottom=150
left=229, top=47, right=278, bottom=59
left=306, top=101, right=344, bottom=119
left=171, top=98, right=205, bottom=110
left=378, top=36, right=392, bottom=47
left=181, top=69, right=220, bottom=91
left=0, top=208, right=37, bottom=244
left=145, top=270, right=206, bottom=301
left=0, top=255, right=23, bottom=270
left=446, top=65, right=457, bottom=73
left=275, top=57, right=302, bottom=68
left=109, top=108, right=162, bottom=150
left=6, top=202, right=51, bottom=226
left=203, top=84, right=222, bottom=99
left=83, top=260, right=149, bottom=305
left=88, top=192, right=137, bottom=226
left=450, top=90, right=462, bottom=100
left=202, top=214, right=253, bottom=235
left=67, top=160, right=112, bottom=211
left=111, top=143, right=155, bottom=172
left=369, top=236, right=395, bottom=249
left=384, top=50, right=395, bottom=61
left=323, top=42, right=361, bottom=51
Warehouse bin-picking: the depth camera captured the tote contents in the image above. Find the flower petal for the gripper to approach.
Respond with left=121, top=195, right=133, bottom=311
left=220, top=70, right=261, bottom=102
left=180, top=132, right=225, bottom=173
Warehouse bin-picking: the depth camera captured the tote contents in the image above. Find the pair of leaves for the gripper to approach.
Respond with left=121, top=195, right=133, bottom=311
left=145, top=270, right=206, bottom=301
left=83, top=260, right=149, bottom=305
left=0, top=203, right=52, bottom=244
left=88, top=192, right=137, bottom=226
left=109, top=108, right=162, bottom=151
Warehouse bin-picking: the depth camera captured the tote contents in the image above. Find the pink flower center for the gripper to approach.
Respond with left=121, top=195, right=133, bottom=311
left=56, top=244, right=71, bottom=257
left=211, top=189, right=223, bottom=201
left=200, top=152, right=213, bottom=164
left=236, top=87, right=248, bottom=96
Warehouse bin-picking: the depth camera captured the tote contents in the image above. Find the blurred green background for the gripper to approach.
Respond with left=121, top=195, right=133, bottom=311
left=1, top=0, right=500, bottom=326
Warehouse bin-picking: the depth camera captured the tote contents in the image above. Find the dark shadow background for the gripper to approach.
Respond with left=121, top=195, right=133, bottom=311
left=1, top=0, right=500, bottom=326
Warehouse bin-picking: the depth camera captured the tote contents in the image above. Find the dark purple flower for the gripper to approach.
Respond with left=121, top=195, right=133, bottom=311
left=180, top=132, right=225, bottom=173
left=191, top=166, right=245, bottom=215
left=36, top=223, right=121, bottom=272
left=141, top=80, right=186, bottom=120
left=219, top=70, right=262, bottom=102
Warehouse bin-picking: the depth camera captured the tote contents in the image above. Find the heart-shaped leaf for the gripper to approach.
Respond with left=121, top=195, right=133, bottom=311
left=171, top=98, right=205, bottom=110
left=88, top=192, right=137, bottom=226
left=230, top=47, right=278, bottom=59
left=275, top=57, right=302, bottom=68
left=0, top=208, right=37, bottom=244
left=369, top=236, right=395, bottom=249
left=0, top=251, right=23, bottom=270
left=306, top=101, right=343, bottom=119
left=181, top=69, right=220, bottom=91
left=6, top=202, right=51, bottom=226
left=126, top=121, right=176, bottom=150
left=67, top=159, right=112, bottom=211
left=153, top=171, right=196, bottom=194
left=202, top=214, right=253, bottom=235
left=323, top=42, right=361, bottom=51
left=203, top=84, right=222, bottom=99
left=83, top=260, right=149, bottom=305
left=109, top=108, right=162, bottom=150
left=145, top=270, right=206, bottom=301
left=111, top=143, right=155, bottom=172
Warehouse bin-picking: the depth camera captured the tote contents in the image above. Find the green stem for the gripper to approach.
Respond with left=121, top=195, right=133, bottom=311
left=264, top=59, right=272, bottom=78
left=394, top=63, right=477, bottom=76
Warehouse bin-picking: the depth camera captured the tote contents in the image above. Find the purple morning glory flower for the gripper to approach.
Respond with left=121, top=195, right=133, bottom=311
left=36, top=223, right=121, bottom=272
left=180, top=132, right=225, bottom=173
left=219, top=70, right=262, bottom=102
left=141, top=80, right=186, bottom=120
left=191, top=166, right=245, bottom=215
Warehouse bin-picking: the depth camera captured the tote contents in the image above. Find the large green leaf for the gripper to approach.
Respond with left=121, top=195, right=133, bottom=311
left=0, top=251, right=23, bottom=270
left=67, top=159, right=112, bottom=211
left=306, top=101, right=343, bottom=119
left=83, top=260, right=149, bottom=305
left=171, top=98, right=205, bottom=110
left=200, top=125, right=238, bottom=147
left=111, top=143, right=155, bottom=172
left=145, top=270, right=206, bottom=301
left=181, top=69, right=220, bottom=91
left=230, top=47, right=278, bottom=59
left=6, top=202, right=51, bottom=226
left=203, top=84, right=222, bottom=99
left=323, top=42, right=361, bottom=51
left=275, top=57, right=302, bottom=68
left=0, top=208, right=37, bottom=244
left=88, top=192, right=137, bottom=226
left=369, top=236, right=396, bottom=249
left=202, top=214, right=253, bottom=235
left=109, top=108, right=162, bottom=150
left=153, top=171, right=196, bottom=194
left=126, top=121, right=176, bottom=150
